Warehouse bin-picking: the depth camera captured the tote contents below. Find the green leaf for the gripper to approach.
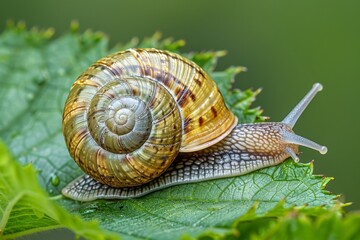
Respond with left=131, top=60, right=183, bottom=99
left=59, top=160, right=334, bottom=239
left=212, top=67, right=266, bottom=123
left=0, top=23, right=339, bottom=239
left=251, top=208, right=360, bottom=240
left=0, top=140, right=118, bottom=239
left=189, top=202, right=360, bottom=240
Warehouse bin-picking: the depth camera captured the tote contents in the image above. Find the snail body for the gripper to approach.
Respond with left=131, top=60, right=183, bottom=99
left=62, top=48, right=327, bottom=201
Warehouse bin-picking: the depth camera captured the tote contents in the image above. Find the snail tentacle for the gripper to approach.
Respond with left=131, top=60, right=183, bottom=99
left=282, top=83, right=323, bottom=128
left=280, top=82, right=327, bottom=159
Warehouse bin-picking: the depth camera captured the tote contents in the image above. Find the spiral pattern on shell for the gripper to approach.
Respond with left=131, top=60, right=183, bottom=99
left=62, top=48, right=237, bottom=187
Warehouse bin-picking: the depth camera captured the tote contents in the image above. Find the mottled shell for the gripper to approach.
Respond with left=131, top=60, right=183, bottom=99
left=62, top=48, right=237, bottom=187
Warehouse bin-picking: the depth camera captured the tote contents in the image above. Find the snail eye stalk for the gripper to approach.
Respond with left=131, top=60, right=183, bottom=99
left=281, top=83, right=328, bottom=161
left=282, top=83, right=323, bottom=128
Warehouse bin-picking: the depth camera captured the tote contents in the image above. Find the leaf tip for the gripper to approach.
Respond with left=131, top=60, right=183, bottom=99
left=6, top=19, right=15, bottom=29
left=70, top=20, right=80, bottom=33
left=176, top=39, right=187, bottom=47
left=5, top=20, right=26, bottom=31
left=216, top=50, right=228, bottom=58
left=43, top=28, right=55, bottom=39
left=236, top=66, right=248, bottom=73
left=17, top=21, right=26, bottom=31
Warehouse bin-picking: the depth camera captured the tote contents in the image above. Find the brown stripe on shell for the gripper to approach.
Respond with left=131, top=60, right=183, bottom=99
left=93, top=59, right=120, bottom=76
left=194, top=77, right=202, bottom=86
left=177, top=86, right=196, bottom=107
left=211, top=106, right=218, bottom=118
left=198, top=117, right=204, bottom=126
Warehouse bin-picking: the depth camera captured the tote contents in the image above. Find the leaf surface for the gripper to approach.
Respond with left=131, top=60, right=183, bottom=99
left=60, top=160, right=334, bottom=239
left=0, top=141, right=117, bottom=239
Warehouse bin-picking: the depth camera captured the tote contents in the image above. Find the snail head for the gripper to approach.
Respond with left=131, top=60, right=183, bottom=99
left=232, top=83, right=328, bottom=163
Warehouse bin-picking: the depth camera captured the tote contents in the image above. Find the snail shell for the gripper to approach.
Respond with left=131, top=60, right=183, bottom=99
left=62, top=48, right=327, bottom=201
left=62, top=48, right=237, bottom=188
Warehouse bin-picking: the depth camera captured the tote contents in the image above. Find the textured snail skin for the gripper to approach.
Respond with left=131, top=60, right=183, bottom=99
left=62, top=123, right=297, bottom=201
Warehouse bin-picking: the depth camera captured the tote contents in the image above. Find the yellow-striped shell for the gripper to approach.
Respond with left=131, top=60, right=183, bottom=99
left=62, top=48, right=237, bottom=187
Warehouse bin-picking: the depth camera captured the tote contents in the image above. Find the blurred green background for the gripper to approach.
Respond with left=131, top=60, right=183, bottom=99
left=0, top=0, right=359, bottom=210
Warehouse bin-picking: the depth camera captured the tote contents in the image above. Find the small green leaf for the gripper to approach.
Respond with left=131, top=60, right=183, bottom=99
left=190, top=202, right=360, bottom=240
left=186, top=50, right=227, bottom=73
left=0, top=141, right=118, bottom=239
left=236, top=205, right=360, bottom=240
left=212, top=67, right=265, bottom=123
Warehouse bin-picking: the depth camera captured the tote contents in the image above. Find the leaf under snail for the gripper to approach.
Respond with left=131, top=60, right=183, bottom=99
left=62, top=48, right=327, bottom=201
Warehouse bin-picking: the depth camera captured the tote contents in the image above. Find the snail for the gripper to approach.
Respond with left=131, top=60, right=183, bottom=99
left=62, top=48, right=327, bottom=201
